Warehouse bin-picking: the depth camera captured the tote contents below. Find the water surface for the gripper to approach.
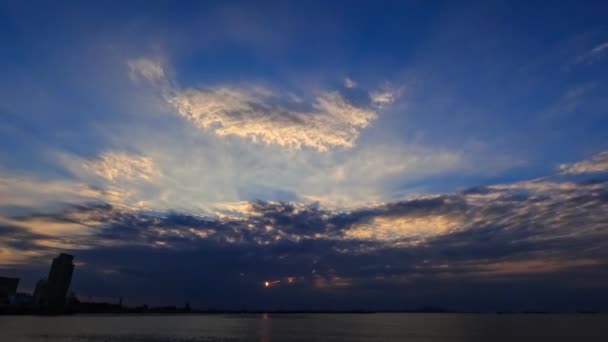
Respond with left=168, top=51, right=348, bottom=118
left=1, top=313, right=607, bottom=341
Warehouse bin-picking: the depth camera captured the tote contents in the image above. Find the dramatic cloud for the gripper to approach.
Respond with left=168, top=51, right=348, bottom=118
left=345, top=212, right=461, bottom=243
left=169, top=87, right=378, bottom=151
left=4, top=1, right=608, bottom=311
left=2, top=159, right=608, bottom=308
left=128, top=57, right=402, bottom=151
left=559, top=150, right=608, bottom=174
left=5, top=168, right=608, bottom=263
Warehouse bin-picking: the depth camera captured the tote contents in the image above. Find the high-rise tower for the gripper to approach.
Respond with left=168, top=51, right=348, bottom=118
left=45, top=253, right=75, bottom=309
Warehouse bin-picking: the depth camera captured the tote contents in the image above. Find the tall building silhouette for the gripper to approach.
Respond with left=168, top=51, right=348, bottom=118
left=33, top=279, right=47, bottom=305
left=45, top=253, right=75, bottom=309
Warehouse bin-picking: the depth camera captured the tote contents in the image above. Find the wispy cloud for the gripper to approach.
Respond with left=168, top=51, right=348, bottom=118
left=128, top=58, right=166, bottom=82
left=590, top=42, right=608, bottom=55
left=559, top=150, right=608, bottom=174
left=81, top=151, right=160, bottom=182
left=369, top=84, right=402, bottom=107
left=574, top=41, right=608, bottom=66
left=344, top=77, right=357, bottom=88
left=0, top=172, right=129, bottom=212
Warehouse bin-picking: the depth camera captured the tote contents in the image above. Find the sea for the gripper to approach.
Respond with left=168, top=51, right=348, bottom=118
left=1, top=313, right=607, bottom=342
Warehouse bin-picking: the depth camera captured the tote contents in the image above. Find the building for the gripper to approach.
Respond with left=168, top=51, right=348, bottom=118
left=0, top=276, right=19, bottom=304
left=9, top=293, right=33, bottom=306
left=33, top=279, right=48, bottom=305
left=45, top=253, right=75, bottom=309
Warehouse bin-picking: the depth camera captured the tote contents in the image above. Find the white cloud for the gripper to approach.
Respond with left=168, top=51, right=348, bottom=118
left=559, top=151, right=608, bottom=174
left=169, top=87, right=377, bottom=151
left=369, top=85, right=402, bottom=107
left=127, top=56, right=402, bottom=152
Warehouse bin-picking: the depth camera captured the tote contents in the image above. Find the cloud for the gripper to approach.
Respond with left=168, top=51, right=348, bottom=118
left=590, top=42, right=608, bottom=55
left=169, top=87, right=378, bottom=151
left=0, top=150, right=166, bottom=214
left=81, top=151, right=160, bottom=182
left=336, top=145, right=463, bottom=180
left=5, top=147, right=570, bottom=262
left=128, top=58, right=166, bottom=82
left=3, top=167, right=608, bottom=309
left=559, top=151, right=608, bottom=174
left=344, top=77, right=357, bottom=88
left=474, top=258, right=601, bottom=276
left=127, top=56, right=403, bottom=151
left=11, top=171, right=602, bottom=256
left=74, top=133, right=469, bottom=212
left=0, top=171, right=131, bottom=213
left=369, top=85, right=402, bottom=107
left=345, top=214, right=461, bottom=243
left=574, top=41, right=608, bottom=66
left=4, top=53, right=604, bottom=308
left=113, top=57, right=472, bottom=211
left=0, top=204, right=122, bottom=266
left=541, top=82, right=599, bottom=119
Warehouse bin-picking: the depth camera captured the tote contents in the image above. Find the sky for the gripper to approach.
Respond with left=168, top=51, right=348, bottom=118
left=1, top=1, right=608, bottom=311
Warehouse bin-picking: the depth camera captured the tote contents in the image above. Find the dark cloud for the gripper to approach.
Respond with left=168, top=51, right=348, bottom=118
left=0, top=223, right=50, bottom=251
left=2, top=173, right=608, bottom=311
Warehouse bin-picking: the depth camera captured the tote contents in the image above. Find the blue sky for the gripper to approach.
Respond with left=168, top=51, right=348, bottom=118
left=1, top=1, right=608, bottom=310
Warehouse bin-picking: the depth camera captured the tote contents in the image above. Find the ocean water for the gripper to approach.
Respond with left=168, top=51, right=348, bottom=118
left=1, top=313, right=607, bottom=342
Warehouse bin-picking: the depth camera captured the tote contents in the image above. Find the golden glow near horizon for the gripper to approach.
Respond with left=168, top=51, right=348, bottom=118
left=263, top=280, right=284, bottom=288
left=345, top=214, right=460, bottom=242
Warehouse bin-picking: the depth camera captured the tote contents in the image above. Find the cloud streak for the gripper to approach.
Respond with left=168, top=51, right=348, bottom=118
left=559, top=151, right=608, bottom=174
left=81, top=151, right=160, bottom=182
left=572, top=41, right=608, bottom=67
left=0, top=172, right=130, bottom=213
left=128, top=58, right=166, bottom=82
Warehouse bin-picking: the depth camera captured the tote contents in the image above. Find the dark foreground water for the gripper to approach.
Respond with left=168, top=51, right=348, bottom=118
left=1, top=313, right=607, bottom=342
